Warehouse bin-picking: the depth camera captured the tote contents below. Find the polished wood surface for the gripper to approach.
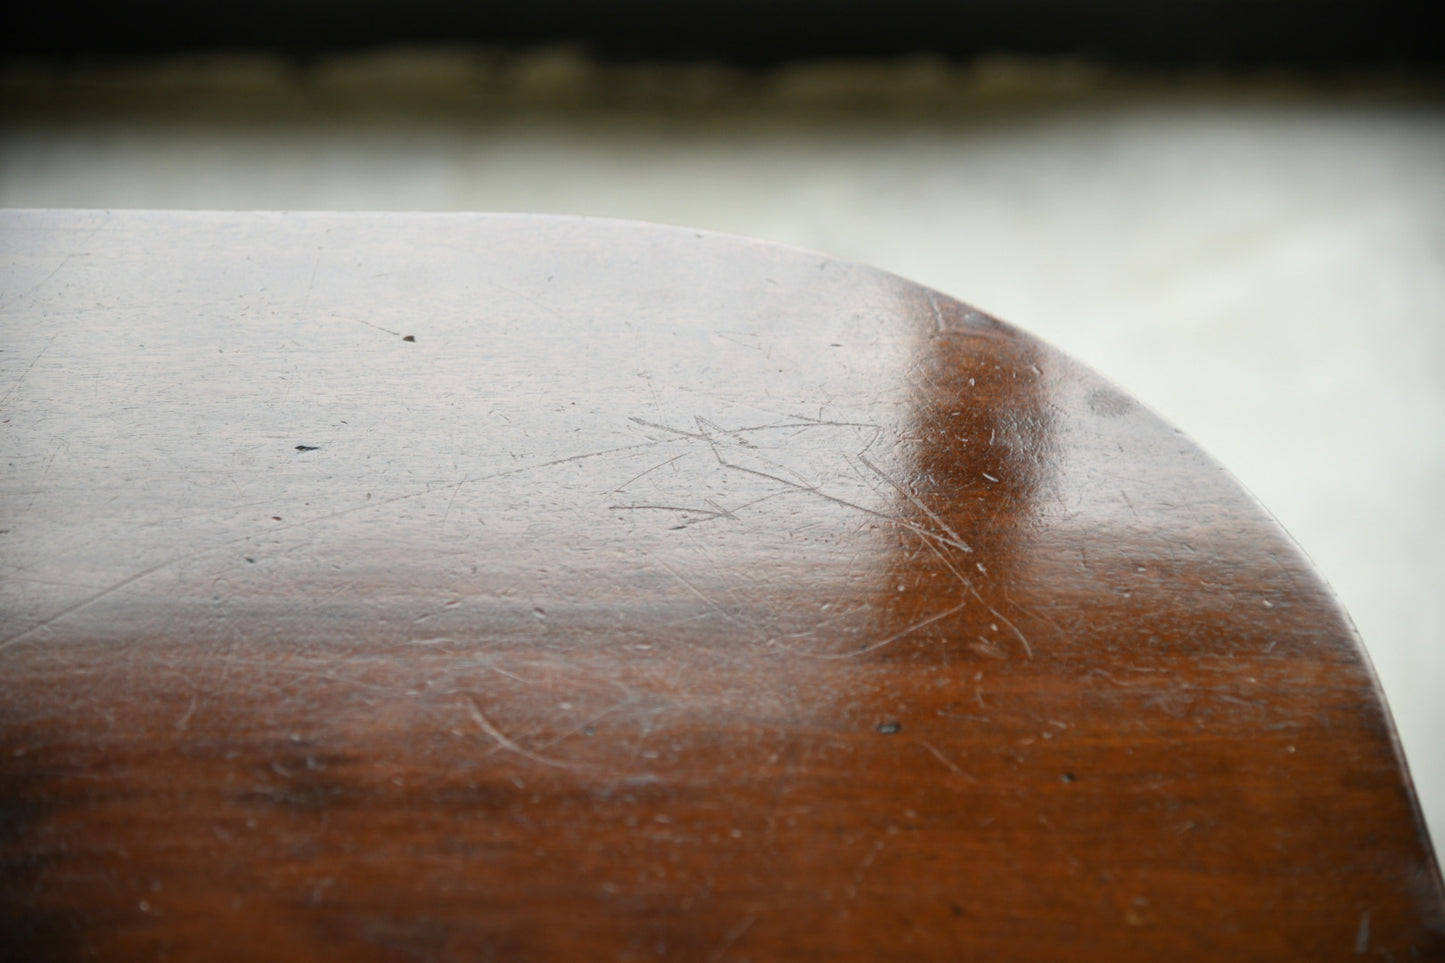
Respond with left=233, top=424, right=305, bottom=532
left=2, top=210, right=1441, bottom=960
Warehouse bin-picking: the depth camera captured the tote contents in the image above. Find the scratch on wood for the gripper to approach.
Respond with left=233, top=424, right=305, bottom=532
left=487, top=441, right=667, bottom=478
left=463, top=696, right=574, bottom=769
left=706, top=915, right=758, bottom=963
left=968, top=586, right=1033, bottom=660
left=609, top=504, right=732, bottom=521
left=733, top=418, right=880, bottom=432
left=441, top=479, right=466, bottom=529
left=918, top=739, right=977, bottom=782
left=488, top=663, right=532, bottom=685
left=1001, top=587, right=1066, bottom=639
left=532, top=695, right=637, bottom=755
left=332, top=314, right=400, bottom=337
left=613, top=452, right=688, bottom=491
left=690, top=428, right=890, bottom=526
left=656, top=560, right=745, bottom=626
left=630, top=416, right=706, bottom=439
left=713, top=330, right=763, bottom=351
left=696, top=426, right=970, bottom=550
left=847, top=838, right=887, bottom=901
left=695, top=415, right=759, bottom=449
left=0, top=332, right=59, bottom=407
left=175, top=693, right=199, bottom=731
left=813, top=599, right=968, bottom=660
left=857, top=452, right=972, bottom=552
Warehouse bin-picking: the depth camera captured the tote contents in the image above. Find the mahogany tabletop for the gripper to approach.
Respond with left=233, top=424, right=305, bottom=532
left=2, top=210, right=1441, bottom=960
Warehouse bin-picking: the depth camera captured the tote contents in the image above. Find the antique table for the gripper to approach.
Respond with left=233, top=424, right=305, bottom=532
left=2, top=211, right=1441, bottom=960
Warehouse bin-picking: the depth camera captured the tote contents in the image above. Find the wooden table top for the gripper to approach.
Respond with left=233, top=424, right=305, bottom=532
left=2, top=210, right=1441, bottom=961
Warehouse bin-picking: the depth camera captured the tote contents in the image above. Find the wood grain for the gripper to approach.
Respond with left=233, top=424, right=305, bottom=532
left=2, top=210, right=1441, bottom=961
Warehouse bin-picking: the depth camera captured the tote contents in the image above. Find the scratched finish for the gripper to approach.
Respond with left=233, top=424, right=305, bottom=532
left=0, top=211, right=1441, bottom=961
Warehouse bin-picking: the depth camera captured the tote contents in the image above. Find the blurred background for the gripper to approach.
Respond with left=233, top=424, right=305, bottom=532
left=3, top=1, right=1442, bottom=867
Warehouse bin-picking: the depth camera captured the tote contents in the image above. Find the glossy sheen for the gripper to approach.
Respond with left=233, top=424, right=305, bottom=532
left=1, top=211, right=1441, bottom=961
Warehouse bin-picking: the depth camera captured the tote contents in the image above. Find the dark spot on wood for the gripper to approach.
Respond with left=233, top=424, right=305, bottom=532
left=1061, top=772, right=1077, bottom=783
left=244, top=557, right=256, bottom=563
left=295, top=445, right=319, bottom=452
left=402, top=335, right=415, bottom=342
